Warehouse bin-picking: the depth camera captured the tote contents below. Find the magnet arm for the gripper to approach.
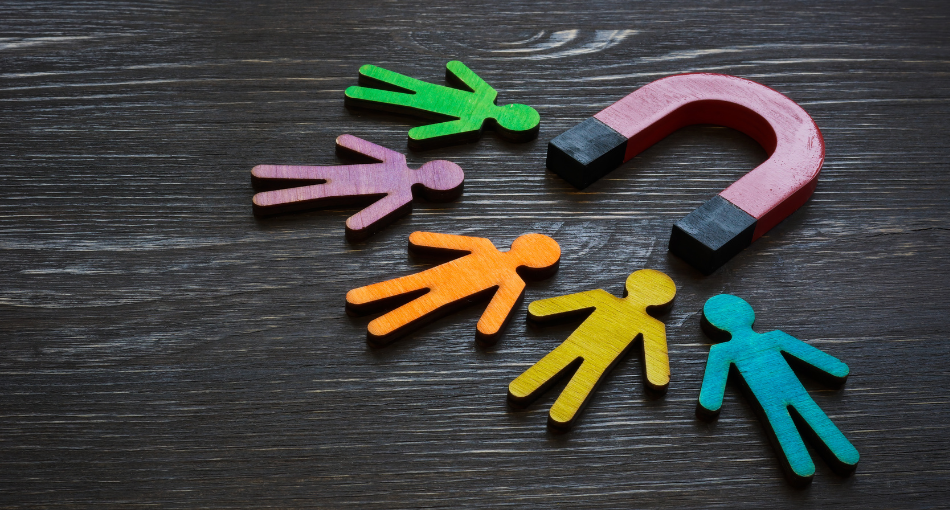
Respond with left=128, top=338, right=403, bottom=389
left=547, top=73, right=824, bottom=274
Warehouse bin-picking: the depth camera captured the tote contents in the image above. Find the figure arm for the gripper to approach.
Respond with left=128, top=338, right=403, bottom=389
left=639, top=318, right=671, bottom=391
left=344, top=192, right=413, bottom=239
left=475, top=277, right=526, bottom=344
left=408, top=231, right=495, bottom=256
left=772, top=331, right=850, bottom=384
left=335, top=134, right=404, bottom=164
left=697, top=344, right=733, bottom=419
left=446, top=61, right=497, bottom=101
left=527, top=289, right=608, bottom=325
left=407, top=119, right=483, bottom=146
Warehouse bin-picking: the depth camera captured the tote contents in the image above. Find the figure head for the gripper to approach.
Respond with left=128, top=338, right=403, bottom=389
left=414, top=160, right=465, bottom=201
left=623, top=269, right=676, bottom=313
left=509, top=233, right=561, bottom=279
left=494, top=103, right=541, bottom=134
left=702, top=294, right=755, bottom=341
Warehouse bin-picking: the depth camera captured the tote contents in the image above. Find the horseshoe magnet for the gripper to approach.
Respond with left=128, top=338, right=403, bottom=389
left=546, top=73, right=824, bottom=275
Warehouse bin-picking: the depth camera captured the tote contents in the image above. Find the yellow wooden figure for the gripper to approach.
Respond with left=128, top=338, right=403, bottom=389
left=508, top=269, right=676, bottom=430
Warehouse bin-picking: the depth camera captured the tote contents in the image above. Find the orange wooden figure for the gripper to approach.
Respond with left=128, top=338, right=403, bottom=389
left=345, top=231, right=561, bottom=345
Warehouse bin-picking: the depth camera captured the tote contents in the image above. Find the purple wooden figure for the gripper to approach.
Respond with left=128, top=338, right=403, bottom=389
left=251, top=134, right=465, bottom=240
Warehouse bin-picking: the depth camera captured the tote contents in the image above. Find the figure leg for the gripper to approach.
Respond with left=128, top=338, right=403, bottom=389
left=508, top=342, right=583, bottom=408
left=357, top=65, right=426, bottom=94
left=252, top=184, right=329, bottom=217
left=346, top=271, right=431, bottom=311
left=790, top=397, right=860, bottom=475
left=252, top=164, right=333, bottom=186
left=760, top=402, right=816, bottom=485
left=548, top=361, right=606, bottom=430
left=252, top=166, right=385, bottom=218
left=366, top=292, right=447, bottom=345
left=345, top=86, right=419, bottom=110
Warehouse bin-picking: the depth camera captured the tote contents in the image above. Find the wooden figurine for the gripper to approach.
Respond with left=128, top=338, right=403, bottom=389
left=546, top=73, right=824, bottom=275
left=345, top=231, right=561, bottom=345
left=344, top=61, right=541, bottom=149
left=251, top=134, right=464, bottom=241
left=696, top=294, right=859, bottom=486
left=508, top=269, right=676, bottom=430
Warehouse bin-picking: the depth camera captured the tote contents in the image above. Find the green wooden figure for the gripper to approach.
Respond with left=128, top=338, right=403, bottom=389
left=697, top=294, right=859, bottom=486
left=344, top=61, right=541, bottom=149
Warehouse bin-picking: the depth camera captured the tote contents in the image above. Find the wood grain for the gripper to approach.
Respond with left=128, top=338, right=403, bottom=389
left=698, top=294, right=859, bottom=487
left=345, top=231, right=560, bottom=345
left=344, top=61, right=541, bottom=149
left=509, top=269, right=676, bottom=430
left=1, top=1, right=949, bottom=507
left=251, top=134, right=464, bottom=240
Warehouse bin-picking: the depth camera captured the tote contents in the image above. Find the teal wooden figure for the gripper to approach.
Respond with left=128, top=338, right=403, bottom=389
left=344, top=61, right=541, bottom=149
left=697, top=294, right=859, bottom=486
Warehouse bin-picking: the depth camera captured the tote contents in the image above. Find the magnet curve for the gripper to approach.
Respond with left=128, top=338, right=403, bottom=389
left=546, top=73, right=824, bottom=275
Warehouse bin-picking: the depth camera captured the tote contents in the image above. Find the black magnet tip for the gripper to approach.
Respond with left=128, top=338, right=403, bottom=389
left=546, top=117, right=627, bottom=189
left=669, top=195, right=757, bottom=275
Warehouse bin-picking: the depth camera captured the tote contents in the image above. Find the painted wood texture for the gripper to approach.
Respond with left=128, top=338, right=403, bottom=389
left=251, top=134, right=464, bottom=240
left=3, top=2, right=949, bottom=508
left=344, top=61, right=541, bottom=149
left=596, top=73, right=824, bottom=239
left=697, top=294, right=859, bottom=487
left=346, top=232, right=560, bottom=345
left=547, top=73, right=824, bottom=274
left=668, top=194, right=757, bottom=275
left=508, top=269, right=676, bottom=430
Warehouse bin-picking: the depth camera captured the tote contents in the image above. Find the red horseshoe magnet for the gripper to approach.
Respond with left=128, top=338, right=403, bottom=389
left=547, top=73, right=824, bottom=275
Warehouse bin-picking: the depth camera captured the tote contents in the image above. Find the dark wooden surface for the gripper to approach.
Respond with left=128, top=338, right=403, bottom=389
left=2, top=1, right=948, bottom=508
